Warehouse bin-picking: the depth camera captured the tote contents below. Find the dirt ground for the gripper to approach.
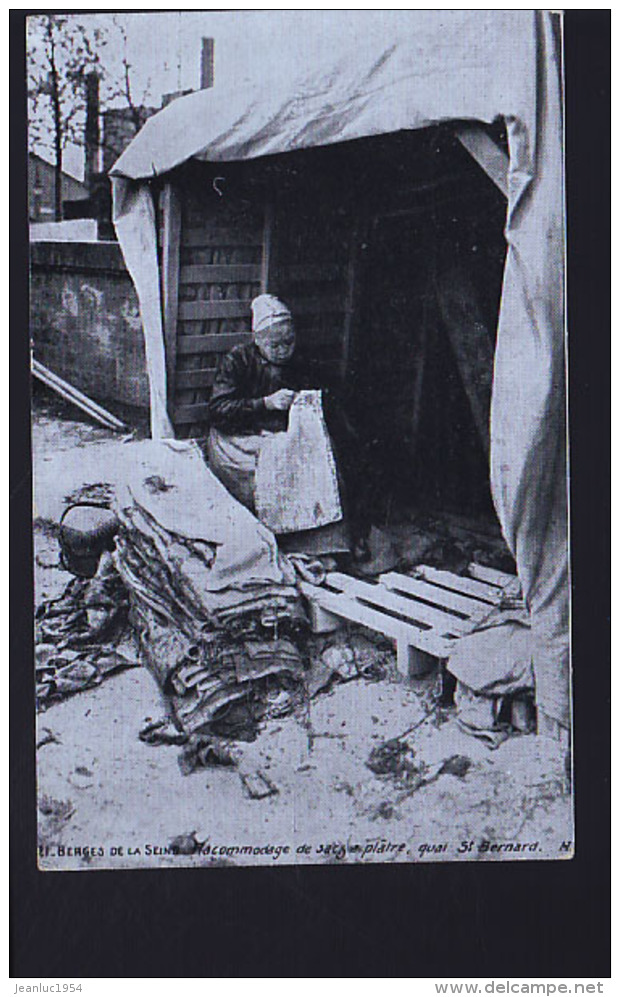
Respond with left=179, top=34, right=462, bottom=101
left=32, top=396, right=573, bottom=871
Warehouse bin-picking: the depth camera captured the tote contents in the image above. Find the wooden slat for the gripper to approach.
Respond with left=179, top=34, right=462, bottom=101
left=173, top=403, right=211, bottom=425
left=409, top=566, right=503, bottom=606
left=179, top=264, right=261, bottom=284
left=436, top=266, right=493, bottom=457
left=454, top=125, right=509, bottom=197
left=179, top=300, right=255, bottom=321
left=298, top=582, right=453, bottom=659
left=177, top=333, right=250, bottom=355
left=179, top=296, right=344, bottom=322
left=467, top=563, right=520, bottom=591
left=181, top=227, right=263, bottom=247
left=32, top=358, right=126, bottom=431
left=326, top=573, right=471, bottom=637
left=379, top=571, right=493, bottom=619
left=161, top=183, right=182, bottom=414
left=176, top=369, right=217, bottom=389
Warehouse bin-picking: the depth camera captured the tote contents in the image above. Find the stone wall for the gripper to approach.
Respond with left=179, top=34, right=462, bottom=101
left=29, top=241, right=149, bottom=413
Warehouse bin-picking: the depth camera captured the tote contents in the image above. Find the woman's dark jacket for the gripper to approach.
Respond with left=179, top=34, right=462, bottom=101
left=208, top=343, right=307, bottom=434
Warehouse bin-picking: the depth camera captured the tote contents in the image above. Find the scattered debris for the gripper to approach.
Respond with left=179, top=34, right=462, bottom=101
left=63, top=482, right=115, bottom=507
left=322, top=643, right=359, bottom=681
left=178, top=736, right=239, bottom=776
left=373, top=801, right=396, bottom=820
left=53, top=661, right=100, bottom=695
left=33, top=516, right=60, bottom=539
left=169, top=832, right=201, bottom=855
left=35, top=562, right=140, bottom=709
left=264, top=688, right=295, bottom=718
left=240, top=769, right=278, bottom=799
left=207, top=696, right=261, bottom=743
left=438, top=754, right=473, bottom=779
left=38, top=794, right=76, bottom=845
left=304, top=654, right=338, bottom=698
left=305, top=630, right=392, bottom=698
left=36, top=728, right=61, bottom=749
left=348, top=525, right=399, bottom=577
left=288, top=555, right=326, bottom=586
left=394, top=530, right=438, bottom=571
left=68, top=766, right=95, bottom=789
left=391, top=754, right=475, bottom=804
left=139, top=719, right=188, bottom=747
left=39, top=795, right=75, bottom=820
left=143, top=475, right=175, bottom=494
left=36, top=552, right=61, bottom=570
left=367, top=738, right=417, bottom=777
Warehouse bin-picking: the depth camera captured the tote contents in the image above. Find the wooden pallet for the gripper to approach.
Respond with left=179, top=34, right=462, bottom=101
left=299, top=563, right=522, bottom=678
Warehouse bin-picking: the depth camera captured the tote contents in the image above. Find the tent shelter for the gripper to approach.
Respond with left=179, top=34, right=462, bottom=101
left=110, top=11, right=568, bottom=733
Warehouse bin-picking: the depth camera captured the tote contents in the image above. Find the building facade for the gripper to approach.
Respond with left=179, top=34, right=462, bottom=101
left=28, top=152, right=88, bottom=222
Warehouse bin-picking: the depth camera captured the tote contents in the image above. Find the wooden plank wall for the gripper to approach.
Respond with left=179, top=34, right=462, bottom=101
left=155, top=131, right=506, bottom=444
left=161, top=169, right=355, bottom=438
left=166, top=182, right=264, bottom=438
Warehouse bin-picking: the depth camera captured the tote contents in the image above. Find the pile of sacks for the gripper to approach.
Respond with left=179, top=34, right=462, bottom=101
left=112, top=440, right=306, bottom=735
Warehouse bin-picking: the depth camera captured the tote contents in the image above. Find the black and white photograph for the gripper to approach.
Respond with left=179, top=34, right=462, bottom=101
left=26, top=9, right=573, bottom=873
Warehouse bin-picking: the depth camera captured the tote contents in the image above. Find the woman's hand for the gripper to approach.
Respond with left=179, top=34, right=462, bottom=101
left=264, top=389, right=296, bottom=411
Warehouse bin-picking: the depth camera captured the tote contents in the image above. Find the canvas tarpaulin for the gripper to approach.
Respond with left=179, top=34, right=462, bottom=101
left=110, top=11, right=569, bottom=728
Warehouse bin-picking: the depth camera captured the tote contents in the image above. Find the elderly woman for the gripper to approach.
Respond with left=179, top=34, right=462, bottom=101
left=207, top=294, right=364, bottom=558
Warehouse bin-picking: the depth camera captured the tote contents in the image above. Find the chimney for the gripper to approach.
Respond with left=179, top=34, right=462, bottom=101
left=84, top=72, right=100, bottom=194
left=201, top=37, right=214, bottom=89
left=161, top=37, right=213, bottom=107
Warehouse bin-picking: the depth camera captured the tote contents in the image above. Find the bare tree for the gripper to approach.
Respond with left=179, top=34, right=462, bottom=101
left=115, top=16, right=153, bottom=133
left=27, top=14, right=102, bottom=220
left=96, top=16, right=157, bottom=170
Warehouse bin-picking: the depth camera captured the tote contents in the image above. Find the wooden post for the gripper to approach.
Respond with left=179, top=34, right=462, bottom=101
left=339, top=220, right=360, bottom=380
left=307, top=601, right=342, bottom=635
left=161, top=183, right=182, bottom=422
left=396, top=644, right=436, bottom=679
left=435, top=265, right=494, bottom=457
left=260, top=198, right=275, bottom=293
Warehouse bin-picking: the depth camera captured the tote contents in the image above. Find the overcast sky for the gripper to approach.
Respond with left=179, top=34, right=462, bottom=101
left=29, top=10, right=409, bottom=179
left=88, top=10, right=394, bottom=96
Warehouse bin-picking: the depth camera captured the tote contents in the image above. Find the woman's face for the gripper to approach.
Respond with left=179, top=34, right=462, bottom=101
left=255, top=319, right=296, bottom=365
